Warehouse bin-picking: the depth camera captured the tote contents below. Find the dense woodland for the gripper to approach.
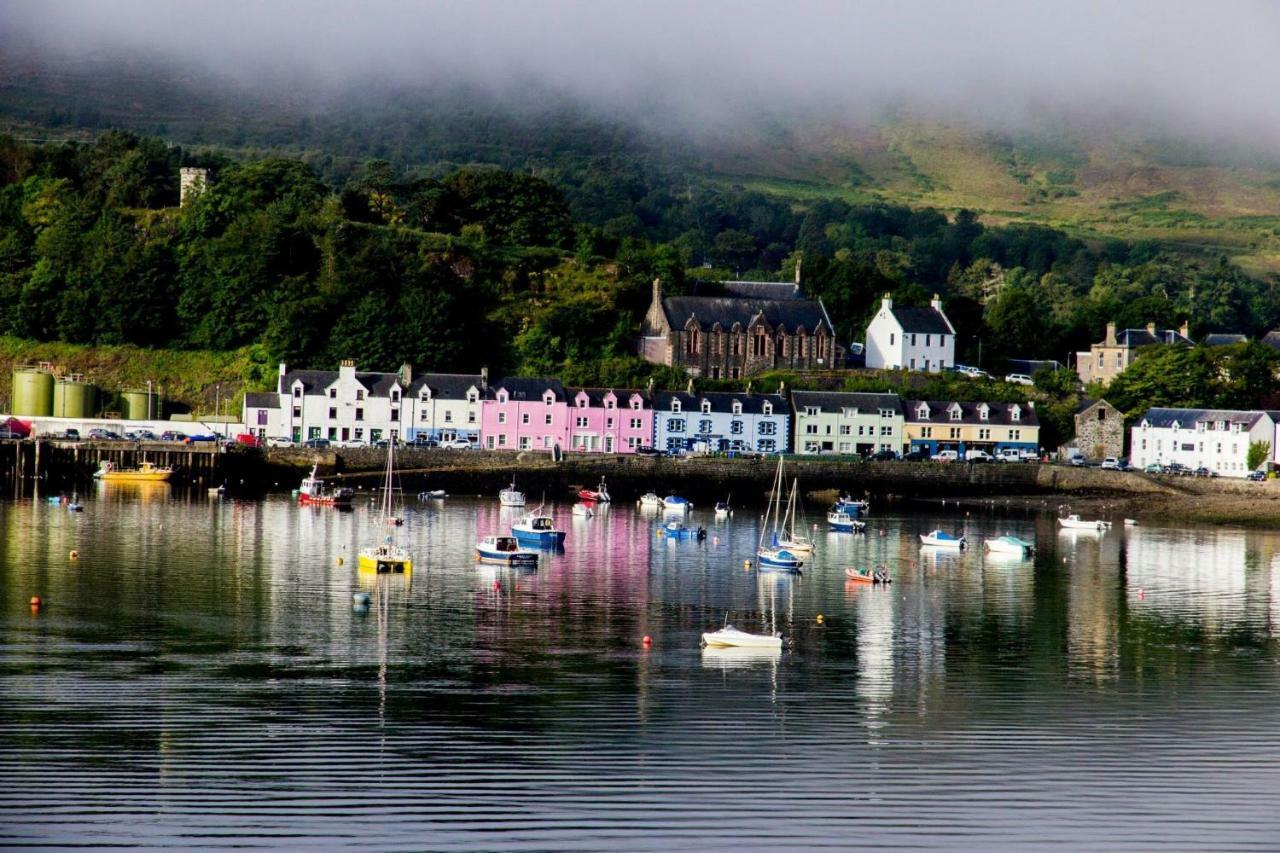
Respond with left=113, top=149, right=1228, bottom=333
left=3, top=129, right=1280, bottom=448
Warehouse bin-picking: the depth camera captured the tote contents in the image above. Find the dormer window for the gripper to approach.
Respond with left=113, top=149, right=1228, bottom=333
left=732, top=402, right=743, bottom=415
left=544, top=393, right=554, bottom=406
left=329, top=387, right=337, bottom=399
left=605, top=397, right=616, bottom=410
left=917, top=405, right=929, bottom=419
left=762, top=402, right=773, bottom=416
left=630, top=397, right=641, bottom=410
left=498, top=391, right=509, bottom=404
left=1011, top=407, right=1021, bottom=422
left=671, top=400, right=682, bottom=413
left=804, top=406, right=819, bottom=416
left=577, top=396, right=588, bottom=408
left=978, top=405, right=989, bottom=421
left=701, top=400, right=711, bottom=414
left=420, top=393, right=428, bottom=404
left=293, top=386, right=302, bottom=398
left=467, top=391, right=478, bottom=403
left=391, top=390, right=400, bottom=403
left=949, top=408, right=961, bottom=422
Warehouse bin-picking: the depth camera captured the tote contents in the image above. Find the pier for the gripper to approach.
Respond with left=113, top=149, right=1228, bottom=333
left=0, top=438, right=226, bottom=488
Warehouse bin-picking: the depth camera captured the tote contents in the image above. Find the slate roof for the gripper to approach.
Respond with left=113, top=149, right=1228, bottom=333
left=280, top=368, right=403, bottom=398
left=1006, top=359, right=1064, bottom=375
left=661, top=296, right=832, bottom=333
left=1075, top=397, right=1118, bottom=415
left=890, top=306, right=952, bottom=335
left=1138, top=407, right=1269, bottom=429
left=1113, top=328, right=1192, bottom=347
left=1202, top=333, right=1248, bottom=346
left=245, top=392, right=279, bottom=409
left=904, top=399, right=1039, bottom=427
left=1262, top=331, right=1280, bottom=350
left=791, top=391, right=903, bottom=414
left=488, top=377, right=567, bottom=401
left=568, top=387, right=648, bottom=407
left=719, top=280, right=803, bottom=300
left=652, top=390, right=786, bottom=415
left=409, top=373, right=484, bottom=400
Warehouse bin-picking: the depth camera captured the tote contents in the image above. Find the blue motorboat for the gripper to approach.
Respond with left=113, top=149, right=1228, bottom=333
left=511, top=513, right=567, bottom=548
left=827, top=508, right=865, bottom=533
left=662, top=494, right=693, bottom=511
left=834, top=495, right=870, bottom=518
left=756, top=548, right=804, bottom=571
left=476, top=535, right=540, bottom=566
left=659, top=521, right=707, bottom=541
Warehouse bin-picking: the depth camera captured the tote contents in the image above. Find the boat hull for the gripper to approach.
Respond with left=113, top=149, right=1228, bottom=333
left=512, top=529, right=567, bottom=548
left=757, top=549, right=803, bottom=571
left=476, top=549, right=539, bottom=566
left=701, top=628, right=783, bottom=650
left=921, top=534, right=965, bottom=549
left=299, top=491, right=353, bottom=507
left=984, top=537, right=1034, bottom=556
left=97, top=471, right=173, bottom=482
left=828, top=516, right=865, bottom=533
left=1058, top=518, right=1107, bottom=530
left=357, top=551, right=412, bottom=574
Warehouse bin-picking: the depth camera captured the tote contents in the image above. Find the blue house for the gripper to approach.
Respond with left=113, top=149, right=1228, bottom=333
left=651, top=390, right=789, bottom=454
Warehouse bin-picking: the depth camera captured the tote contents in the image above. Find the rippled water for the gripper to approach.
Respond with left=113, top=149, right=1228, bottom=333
left=4, top=484, right=1280, bottom=848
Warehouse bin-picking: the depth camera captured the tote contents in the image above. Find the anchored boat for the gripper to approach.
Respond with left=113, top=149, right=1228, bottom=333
left=499, top=479, right=526, bottom=507
left=578, top=478, right=611, bottom=503
left=357, top=443, right=411, bottom=574
left=756, top=456, right=805, bottom=572
left=662, top=494, right=693, bottom=511
left=475, top=535, right=539, bottom=566
left=701, top=625, right=783, bottom=650
left=637, top=492, right=664, bottom=507
left=93, top=460, right=173, bottom=483
left=297, top=465, right=354, bottom=506
left=984, top=535, right=1035, bottom=557
left=658, top=520, right=706, bottom=540
left=827, top=508, right=866, bottom=533
left=920, top=529, right=966, bottom=549
left=512, top=510, right=567, bottom=548
left=1058, top=514, right=1111, bottom=531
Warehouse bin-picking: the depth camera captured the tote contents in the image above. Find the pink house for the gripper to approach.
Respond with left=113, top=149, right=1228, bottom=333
left=567, top=388, right=654, bottom=453
left=481, top=377, right=570, bottom=452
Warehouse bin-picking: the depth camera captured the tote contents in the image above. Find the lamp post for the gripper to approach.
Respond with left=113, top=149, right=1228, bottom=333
left=146, top=380, right=152, bottom=421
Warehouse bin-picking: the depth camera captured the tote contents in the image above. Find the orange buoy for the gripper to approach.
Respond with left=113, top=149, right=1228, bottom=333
left=30, top=596, right=42, bottom=607
left=69, top=550, right=79, bottom=560
left=815, top=614, right=825, bottom=625
left=642, top=635, right=652, bottom=647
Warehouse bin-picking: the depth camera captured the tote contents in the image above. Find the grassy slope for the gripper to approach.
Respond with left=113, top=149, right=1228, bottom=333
left=0, top=338, right=272, bottom=417
left=704, top=120, right=1280, bottom=275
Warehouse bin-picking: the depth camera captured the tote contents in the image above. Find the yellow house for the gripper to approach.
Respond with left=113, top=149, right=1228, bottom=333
left=903, top=400, right=1039, bottom=457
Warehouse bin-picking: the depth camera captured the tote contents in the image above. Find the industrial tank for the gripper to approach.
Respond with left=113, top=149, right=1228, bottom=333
left=12, top=367, right=54, bottom=416
left=121, top=388, right=160, bottom=420
left=53, top=376, right=96, bottom=418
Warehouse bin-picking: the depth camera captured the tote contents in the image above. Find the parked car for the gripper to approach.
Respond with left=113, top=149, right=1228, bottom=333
left=303, top=438, right=331, bottom=449
left=868, top=449, right=899, bottom=461
left=159, top=431, right=186, bottom=442
left=1248, top=470, right=1267, bottom=481
left=966, top=449, right=993, bottom=463
left=371, top=439, right=389, bottom=449
left=87, top=428, right=113, bottom=440
left=184, top=433, right=218, bottom=443
left=1166, top=462, right=1191, bottom=476
left=134, top=430, right=157, bottom=441
left=1192, top=466, right=1216, bottom=478
left=1144, top=462, right=1163, bottom=474
left=903, top=449, right=931, bottom=461
left=443, top=438, right=473, bottom=449
left=63, top=428, right=81, bottom=441
left=266, top=436, right=294, bottom=448
left=636, top=446, right=664, bottom=456
left=410, top=436, right=440, bottom=448
left=233, top=433, right=261, bottom=448
left=1100, top=457, right=1120, bottom=470
left=1068, top=453, right=1086, bottom=467
left=1004, top=373, right=1034, bottom=386
left=932, top=449, right=959, bottom=463
left=1115, top=458, right=1132, bottom=471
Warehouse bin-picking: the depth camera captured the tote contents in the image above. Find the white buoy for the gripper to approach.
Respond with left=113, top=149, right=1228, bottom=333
left=352, top=592, right=371, bottom=606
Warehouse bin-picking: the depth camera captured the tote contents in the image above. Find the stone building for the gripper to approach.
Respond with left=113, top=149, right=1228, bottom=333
left=639, top=275, right=842, bottom=379
left=179, top=167, right=209, bottom=206
left=1073, top=398, right=1124, bottom=460
left=1075, top=321, right=1192, bottom=386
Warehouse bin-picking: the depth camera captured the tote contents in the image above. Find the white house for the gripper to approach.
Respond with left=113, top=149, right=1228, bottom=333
left=1130, top=407, right=1280, bottom=477
left=864, top=293, right=956, bottom=372
left=242, top=361, right=485, bottom=445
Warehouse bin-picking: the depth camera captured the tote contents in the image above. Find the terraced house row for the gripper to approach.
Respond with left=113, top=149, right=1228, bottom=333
left=242, top=362, right=1039, bottom=457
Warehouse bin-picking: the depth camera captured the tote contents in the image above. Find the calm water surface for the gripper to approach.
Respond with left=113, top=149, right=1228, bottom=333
left=4, top=484, right=1280, bottom=849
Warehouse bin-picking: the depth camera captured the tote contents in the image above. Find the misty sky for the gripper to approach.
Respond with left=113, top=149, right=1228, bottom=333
left=9, top=0, right=1280, bottom=138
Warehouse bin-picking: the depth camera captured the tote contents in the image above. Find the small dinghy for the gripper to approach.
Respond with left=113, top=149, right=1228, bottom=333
left=701, top=625, right=783, bottom=650
left=659, top=520, right=706, bottom=540
left=476, top=535, right=539, bottom=566
left=1124, top=518, right=1138, bottom=527
left=845, top=567, right=891, bottom=584
left=67, top=501, right=83, bottom=512
left=418, top=489, right=447, bottom=500
left=921, top=529, right=966, bottom=549
left=578, top=478, right=611, bottom=503
left=1057, top=514, right=1111, bottom=531
left=984, top=535, right=1035, bottom=557
left=571, top=503, right=594, bottom=518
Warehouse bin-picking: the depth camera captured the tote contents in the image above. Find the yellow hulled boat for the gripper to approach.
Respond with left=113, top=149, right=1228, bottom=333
left=93, top=460, right=173, bottom=482
left=357, top=541, right=413, bottom=575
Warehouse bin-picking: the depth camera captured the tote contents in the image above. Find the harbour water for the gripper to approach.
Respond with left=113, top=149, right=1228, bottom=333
left=4, top=487, right=1280, bottom=848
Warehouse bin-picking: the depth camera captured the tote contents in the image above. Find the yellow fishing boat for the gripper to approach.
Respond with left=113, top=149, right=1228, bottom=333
left=93, top=460, right=174, bottom=482
left=357, top=441, right=411, bottom=574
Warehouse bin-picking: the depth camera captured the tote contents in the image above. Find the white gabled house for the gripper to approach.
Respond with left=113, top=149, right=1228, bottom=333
left=864, top=293, right=956, bottom=373
left=1130, top=407, right=1280, bottom=477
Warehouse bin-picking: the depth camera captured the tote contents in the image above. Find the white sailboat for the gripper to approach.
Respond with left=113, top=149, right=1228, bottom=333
left=358, top=441, right=412, bottom=574
left=774, top=477, right=814, bottom=553
left=756, top=456, right=804, bottom=571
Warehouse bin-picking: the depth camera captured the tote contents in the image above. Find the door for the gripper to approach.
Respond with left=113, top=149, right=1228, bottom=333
left=605, top=436, right=614, bottom=453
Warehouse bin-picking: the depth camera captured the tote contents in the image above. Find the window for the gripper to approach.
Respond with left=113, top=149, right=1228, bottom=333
left=522, top=413, right=531, bottom=425
left=630, top=417, right=643, bottom=429
left=1115, top=352, right=1123, bottom=369
left=628, top=437, right=641, bottom=449
left=576, top=416, right=589, bottom=428
left=1098, top=408, right=1106, bottom=422
left=578, top=397, right=587, bottom=408
left=731, top=420, right=744, bottom=434
left=256, top=410, right=268, bottom=426
left=498, top=391, right=508, bottom=403
left=606, top=398, right=616, bottom=410
left=631, top=398, right=641, bottom=410
left=917, top=406, right=929, bottom=419
left=355, top=408, right=364, bottom=421
left=979, top=407, right=988, bottom=421
left=329, top=388, right=337, bottom=399
left=762, top=402, right=773, bottom=415
left=328, top=427, right=337, bottom=440
left=356, top=389, right=364, bottom=401
left=498, top=434, right=507, bottom=447
left=354, top=429, right=363, bottom=440
left=667, top=418, right=685, bottom=433
left=328, top=407, right=337, bottom=420
left=1010, top=430, right=1020, bottom=440
left=805, top=423, right=818, bottom=435
left=498, top=412, right=507, bottom=424
left=545, top=413, right=552, bottom=425
left=949, top=427, right=961, bottom=439
left=978, top=428, right=991, bottom=440
left=949, top=408, right=961, bottom=421
left=420, top=394, right=429, bottom=405
left=420, top=410, right=429, bottom=422
left=1011, top=408, right=1021, bottom=422
left=444, top=411, right=452, bottom=423
left=666, top=436, right=683, bottom=452
left=293, top=387, right=302, bottom=398
left=890, top=333, right=895, bottom=346
left=880, top=426, right=892, bottom=436
left=758, top=421, right=776, bottom=436
left=468, top=411, right=477, bottom=424
left=671, top=400, right=682, bottom=413
left=520, top=436, right=532, bottom=450
left=730, top=368, right=740, bottom=379
left=732, top=402, right=743, bottom=415
left=804, top=406, right=819, bottom=416
left=701, top=400, right=711, bottom=414
left=698, top=419, right=712, bottom=434
left=391, top=390, right=400, bottom=403
left=1098, top=353, right=1104, bottom=368
left=544, top=395, right=554, bottom=406
left=292, top=406, right=301, bottom=419
left=390, top=409, right=399, bottom=422
left=758, top=439, right=777, bottom=453
left=840, top=425, right=851, bottom=435
left=467, top=392, right=478, bottom=403
left=925, top=334, right=930, bottom=347
left=606, top=417, right=614, bottom=428
left=910, top=358, right=916, bottom=370
left=911, top=333, right=917, bottom=346
left=922, top=427, right=932, bottom=438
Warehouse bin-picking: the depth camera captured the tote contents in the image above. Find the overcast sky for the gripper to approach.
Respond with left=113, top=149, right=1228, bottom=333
left=9, top=0, right=1280, bottom=140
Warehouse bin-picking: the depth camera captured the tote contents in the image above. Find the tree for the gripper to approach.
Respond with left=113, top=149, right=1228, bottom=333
left=1248, top=441, right=1270, bottom=472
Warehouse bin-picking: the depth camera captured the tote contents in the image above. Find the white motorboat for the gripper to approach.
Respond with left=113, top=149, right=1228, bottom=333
left=499, top=479, right=526, bottom=507
left=638, top=492, right=664, bottom=507
left=475, top=535, right=539, bottom=566
left=662, top=494, right=693, bottom=511
left=1058, top=514, right=1111, bottom=531
left=701, top=625, right=783, bottom=650
left=984, top=535, right=1035, bottom=557
left=920, top=529, right=966, bottom=549
left=571, top=502, right=594, bottom=518
left=418, top=489, right=447, bottom=500
left=714, top=495, right=732, bottom=518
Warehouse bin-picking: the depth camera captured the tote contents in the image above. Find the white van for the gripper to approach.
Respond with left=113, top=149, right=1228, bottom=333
left=995, top=448, right=1022, bottom=463
left=932, top=449, right=959, bottom=463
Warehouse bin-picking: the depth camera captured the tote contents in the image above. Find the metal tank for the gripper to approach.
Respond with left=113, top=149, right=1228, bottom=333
left=121, top=388, right=161, bottom=421
left=53, top=376, right=96, bottom=418
left=12, top=366, right=54, bottom=416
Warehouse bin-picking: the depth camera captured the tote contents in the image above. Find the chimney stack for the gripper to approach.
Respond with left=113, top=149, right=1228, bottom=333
left=652, top=277, right=662, bottom=307
left=794, top=257, right=803, bottom=287
left=399, top=362, right=413, bottom=385
left=1146, top=322, right=1157, bottom=336
left=1179, top=320, right=1190, bottom=339
left=930, top=293, right=943, bottom=312
left=882, top=292, right=893, bottom=311
left=686, top=377, right=694, bottom=394
left=1105, top=322, right=1117, bottom=346
left=480, top=366, right=489, bottom=390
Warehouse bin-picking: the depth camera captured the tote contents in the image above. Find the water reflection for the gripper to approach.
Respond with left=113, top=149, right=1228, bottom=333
left=4, top=493, right=1280, bottom=846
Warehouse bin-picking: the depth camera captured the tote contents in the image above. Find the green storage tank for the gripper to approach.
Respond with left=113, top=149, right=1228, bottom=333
left=121, top=389, right=161, bottom=420
left=12, top=367, right=54, bottom=416
left=53, top=376, right=96, bottom=418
